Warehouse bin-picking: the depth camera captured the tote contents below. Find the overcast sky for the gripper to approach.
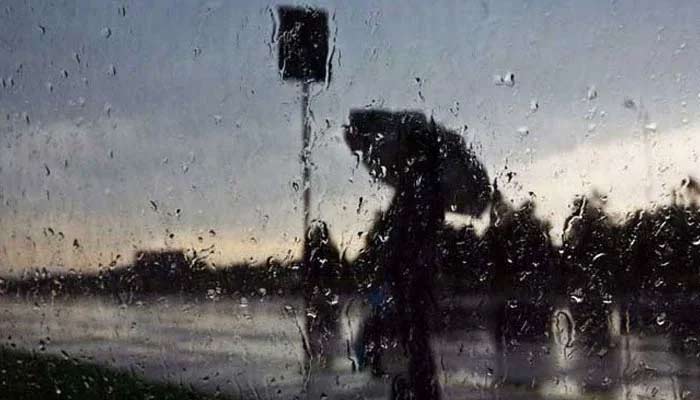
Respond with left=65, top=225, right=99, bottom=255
left=1, top=0, right=700, bottom=273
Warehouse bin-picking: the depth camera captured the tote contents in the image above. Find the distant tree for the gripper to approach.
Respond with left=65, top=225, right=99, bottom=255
left=435, top=223, right=491, bottom=334
left=561, top=192, right=621, bottom=352
left=621, top=179, right=700, bottom=342
left=485, top=186, right=557, bottom=388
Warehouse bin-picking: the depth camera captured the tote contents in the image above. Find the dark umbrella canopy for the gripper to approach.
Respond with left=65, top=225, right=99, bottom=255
left=345, top=109, right=491, bottom=216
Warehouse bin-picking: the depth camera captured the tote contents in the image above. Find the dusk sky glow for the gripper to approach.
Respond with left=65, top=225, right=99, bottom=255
left=2, top=0, right=700, bottom=273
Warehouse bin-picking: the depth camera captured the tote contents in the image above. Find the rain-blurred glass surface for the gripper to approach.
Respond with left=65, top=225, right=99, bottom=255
left=2, top=1, right=700, bottom=399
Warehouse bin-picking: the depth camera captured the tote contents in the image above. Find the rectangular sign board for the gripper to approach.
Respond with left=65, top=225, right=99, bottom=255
left=278, top=6, right=329, bottom=83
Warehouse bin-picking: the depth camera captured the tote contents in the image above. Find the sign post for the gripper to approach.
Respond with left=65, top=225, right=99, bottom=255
left=277, top=5, right=329, bottom=237
left=277, top=5, right=331, bottom=377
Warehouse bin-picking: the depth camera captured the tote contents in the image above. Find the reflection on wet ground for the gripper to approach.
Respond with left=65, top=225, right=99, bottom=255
left=0, top=295, right=697, bottom=400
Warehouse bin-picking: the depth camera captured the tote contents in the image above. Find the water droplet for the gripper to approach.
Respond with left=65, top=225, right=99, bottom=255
left=101, top=27, right=112, bottom=38
left=504, top=72, right=515, bottom=87
left=656, top=312, right=667, bottom=326
left=587, top=86, right=598, bottom=100
left=329, top=295, right=339, bottom=306
left=570, top=294, right=583, bottom=304
left=517, top=126, right=529, bottom=137
left=529, top=99, right=539, bottom=112
left=493, top=72, right=515, bottom=87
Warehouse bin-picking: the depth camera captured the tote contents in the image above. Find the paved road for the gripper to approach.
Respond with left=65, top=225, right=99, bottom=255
left=0, top=295, right=697, bottom=399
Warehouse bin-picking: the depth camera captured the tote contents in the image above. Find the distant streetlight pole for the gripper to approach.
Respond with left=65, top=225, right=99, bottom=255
left=277, top=5, right=330, bottom=239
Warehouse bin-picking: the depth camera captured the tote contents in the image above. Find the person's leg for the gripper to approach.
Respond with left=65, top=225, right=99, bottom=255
left=364, top=306, right=387, bottom=376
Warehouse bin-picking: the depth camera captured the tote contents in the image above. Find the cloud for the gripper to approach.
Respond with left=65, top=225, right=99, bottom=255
left=503, top=122, right=700, bottom=238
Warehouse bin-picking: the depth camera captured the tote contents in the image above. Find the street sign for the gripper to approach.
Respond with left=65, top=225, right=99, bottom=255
left=277, top=6, right=329, bottom=83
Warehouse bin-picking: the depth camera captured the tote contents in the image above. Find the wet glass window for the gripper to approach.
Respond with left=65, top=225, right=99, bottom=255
left=2, top=1, right=700, bottom=399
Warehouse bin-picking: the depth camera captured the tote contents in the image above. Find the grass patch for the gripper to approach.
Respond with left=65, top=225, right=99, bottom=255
left=0, top=346, right=234, bottom=400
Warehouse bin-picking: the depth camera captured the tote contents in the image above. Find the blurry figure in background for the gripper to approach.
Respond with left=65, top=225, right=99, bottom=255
left=345, top=109, right=490, bottom=399
left=302, top=219, right=347, bottom=369
left=485, top=184, right=558, bottom=394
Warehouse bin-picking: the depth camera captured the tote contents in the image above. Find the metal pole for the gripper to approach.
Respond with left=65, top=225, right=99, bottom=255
left=301, top=82, right=311, bottom=240
left=300, top=81, right=315, bottom=382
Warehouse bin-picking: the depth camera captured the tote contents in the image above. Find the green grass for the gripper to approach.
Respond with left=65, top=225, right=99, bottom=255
left=0, top=346, right=623, bottom=400
left=0, top=346, right=234, bottom=400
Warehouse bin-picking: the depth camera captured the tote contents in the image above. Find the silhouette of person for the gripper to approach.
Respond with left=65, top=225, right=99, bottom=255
left=345, top=109, right=490, bottom=399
